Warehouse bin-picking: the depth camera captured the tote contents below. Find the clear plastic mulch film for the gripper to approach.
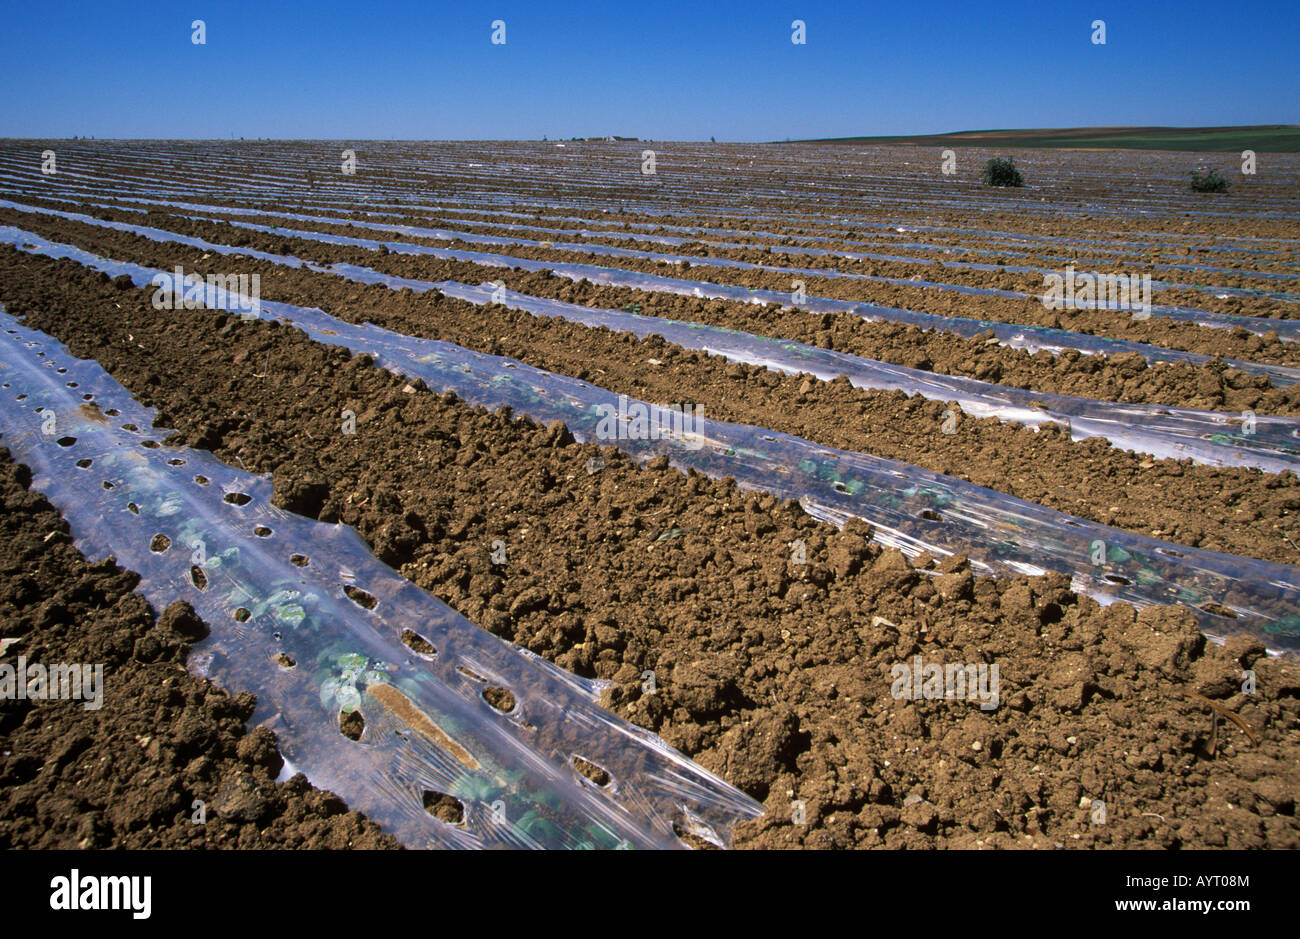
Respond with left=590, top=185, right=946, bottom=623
left=6, top=181, right=1300, bottom=308
left=0, top=316, right=765, bottom=849
left=3, top=232, right=1298, bottom=652
left=234, top=202, right=1300, bottom=301
left=178, top=198, right=1300, bottom=338
left=28, top=181, right=1300, bottom=278
left=4, top=198, right=1297, bottom=386
left=356, top=274, right=1300, bottom=476
left=2, top=217, right=1295, bottom=475
left=320, top=206, right=1300, bottom=339
left=175, top=214, right=1300, bottom=387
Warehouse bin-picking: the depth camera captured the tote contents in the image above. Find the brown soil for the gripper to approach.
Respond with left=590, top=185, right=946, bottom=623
left=1, top=246, right=1298, bottom=849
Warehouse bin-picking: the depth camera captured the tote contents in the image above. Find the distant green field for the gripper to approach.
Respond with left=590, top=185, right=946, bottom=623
left=792, top=125, right=1300, bottom=153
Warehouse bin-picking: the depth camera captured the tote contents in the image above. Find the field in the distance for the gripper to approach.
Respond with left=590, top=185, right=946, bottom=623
left=797, top=125, right=1300, bottom=152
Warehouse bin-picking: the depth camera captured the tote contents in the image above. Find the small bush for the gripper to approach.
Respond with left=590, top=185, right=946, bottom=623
left=982, top=157, right=1023, bottom=187
left=1190, top=168, right=1229, bottom=193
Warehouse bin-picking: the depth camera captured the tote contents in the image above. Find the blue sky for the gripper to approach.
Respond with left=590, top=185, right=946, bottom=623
left=2, top=0, right=1296, bottom=140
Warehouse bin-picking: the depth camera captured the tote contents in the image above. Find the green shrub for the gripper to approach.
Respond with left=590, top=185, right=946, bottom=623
left=982, top=157, right=1023, bottom=187
left=1190, top=168, right=1229, bottom=193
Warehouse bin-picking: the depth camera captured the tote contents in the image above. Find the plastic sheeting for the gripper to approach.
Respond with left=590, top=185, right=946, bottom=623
left=297, top=209, right=1300, bottom=332
left=192, top=203, right=1300, bottom=334
left=332, top=268, right=1300, bottom=475
left=40, top=193, right=1300, bottom=338
left=176, top=214, right=1300, bottom=387
left=14, top=175, right=1298, bottom=298
left=4, top=198, right=1296, bottom=386
left=20, top=178, right=1293, bottom=265
left=0, top=313, right=765, bottom=849
left=3, top=214, right=1295, bottom=473
left=4, top=231, right=1297, bottom=651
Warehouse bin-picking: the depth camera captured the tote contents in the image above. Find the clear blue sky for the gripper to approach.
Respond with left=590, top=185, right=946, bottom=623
left=2, top=0, right=1296, bottom=140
